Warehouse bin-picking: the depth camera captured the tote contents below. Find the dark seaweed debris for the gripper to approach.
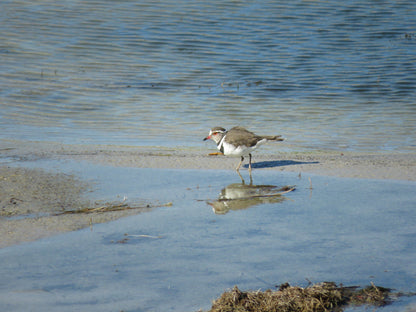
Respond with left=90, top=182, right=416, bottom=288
left=208, top=282, right=406, bottom=312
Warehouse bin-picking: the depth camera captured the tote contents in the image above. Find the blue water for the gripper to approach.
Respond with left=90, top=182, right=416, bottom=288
left=1, top=0, right=416, bottom=151
left=0, top=164, right=415, bottom=311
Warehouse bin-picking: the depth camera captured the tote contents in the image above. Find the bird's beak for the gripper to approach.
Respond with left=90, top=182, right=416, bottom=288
left=203, top=135, right=210, bottom=141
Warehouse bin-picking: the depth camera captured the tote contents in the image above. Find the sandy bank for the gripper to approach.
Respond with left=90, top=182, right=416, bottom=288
left=1, top=140, right=415, bottom=248
left=2, top=140, right=415, bottom=181
left=0, top=166, right=153, bottom=248
left=84, top=150, right=416, bottom=181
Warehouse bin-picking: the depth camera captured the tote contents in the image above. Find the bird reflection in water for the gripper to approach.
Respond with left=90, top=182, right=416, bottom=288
left=208, top=182, right=295, bottom=215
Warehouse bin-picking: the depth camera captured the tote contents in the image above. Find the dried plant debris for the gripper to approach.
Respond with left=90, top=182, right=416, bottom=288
left=58, top=201, right=172, bottom=215
left=208, top=282, right=412, bottom=312
left=111, top=233, right=163, bottom=244
left=340, top=283, right=393, bottom=307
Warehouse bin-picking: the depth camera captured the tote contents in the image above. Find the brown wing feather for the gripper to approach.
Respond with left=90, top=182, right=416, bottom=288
left=261, top=135, right=284, bottom=141
left=227, top=127, right=283, bottom=147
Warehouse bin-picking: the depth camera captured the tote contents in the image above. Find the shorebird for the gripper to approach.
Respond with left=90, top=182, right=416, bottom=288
left=203, top=126, right=284, bottom=173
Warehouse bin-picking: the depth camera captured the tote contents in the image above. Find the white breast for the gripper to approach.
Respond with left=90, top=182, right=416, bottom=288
left=220, top=138, right=267, bottom=157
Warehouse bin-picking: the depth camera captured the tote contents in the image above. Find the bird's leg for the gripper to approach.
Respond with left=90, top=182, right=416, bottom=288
left=237, top=170, right=245, bottom=184
left=248, top=153, right=253, bottom=184
left=236, top=156, right=244, bottom=171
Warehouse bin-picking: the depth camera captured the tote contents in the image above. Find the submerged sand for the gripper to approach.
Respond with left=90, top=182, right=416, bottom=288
left=1, top=139, right=415, bottom=248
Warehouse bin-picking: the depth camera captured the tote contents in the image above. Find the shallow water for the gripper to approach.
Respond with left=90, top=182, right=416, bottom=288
left=1, top=1, right=416, bottom=152
left=0, top=161, right=415, bottom=311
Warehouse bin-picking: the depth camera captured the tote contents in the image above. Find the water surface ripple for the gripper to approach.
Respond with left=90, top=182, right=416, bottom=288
left=1, top=1, right=415, bottom=151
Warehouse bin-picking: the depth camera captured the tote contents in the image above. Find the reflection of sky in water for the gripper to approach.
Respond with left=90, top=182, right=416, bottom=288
left=1, top=1, right=416, bottom=151
left=0, top=162, right=415, bottom=311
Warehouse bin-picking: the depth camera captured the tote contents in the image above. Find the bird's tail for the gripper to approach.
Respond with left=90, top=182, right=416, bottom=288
left=262, top=135, right=284, bottom=141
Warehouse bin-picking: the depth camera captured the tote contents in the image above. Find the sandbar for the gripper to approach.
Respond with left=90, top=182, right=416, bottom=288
left=2, top=139, right=415, bottom=181
left=1, top=139, right=415, bottom=248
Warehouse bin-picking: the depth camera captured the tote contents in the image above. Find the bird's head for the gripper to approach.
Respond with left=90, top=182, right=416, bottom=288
left=203, top=127, right=226, bottom=144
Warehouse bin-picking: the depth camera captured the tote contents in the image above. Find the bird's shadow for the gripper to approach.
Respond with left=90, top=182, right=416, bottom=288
left=244, top=159, right=319, bottom=169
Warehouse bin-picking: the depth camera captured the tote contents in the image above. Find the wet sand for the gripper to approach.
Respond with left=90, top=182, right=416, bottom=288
left=1, top=139, right=415, bottom=248
left=0, top=164, right=153, bottom=248
left=2, top=139, right=415, bottom=180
